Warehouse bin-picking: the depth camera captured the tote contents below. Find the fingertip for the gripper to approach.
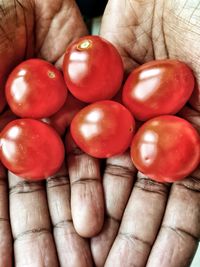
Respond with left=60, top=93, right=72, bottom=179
left=71, top=181, right=104, bottom=238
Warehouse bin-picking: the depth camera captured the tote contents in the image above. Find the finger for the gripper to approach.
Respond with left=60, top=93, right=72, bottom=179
left=46, top=164, right=93, bottom=267
left=105, top=172, right=170, bottom=267
left=146, top=167, right=200, bottom=267
left=9, top=172, right=58, bottom=267
left=35, top=0, right=88, bottom=67
left=66, top=133, right=104, bottom=238
left=0, top=163, right=12, bottom=267
left=91, top=152, right=136, bottom=267
left=100, top=0, right=156, bottom=73
left=178, top=106, right=200, bottom=133
left=161, top=0, right=200, bottom=111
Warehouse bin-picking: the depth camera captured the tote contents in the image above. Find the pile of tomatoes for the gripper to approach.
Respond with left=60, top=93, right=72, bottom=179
left=0, top=36, right=199, bottom=183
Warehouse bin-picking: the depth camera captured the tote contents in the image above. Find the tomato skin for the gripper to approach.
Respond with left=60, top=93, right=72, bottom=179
left=6, top=59, right=68, bottom=118
left=0, top=119, right=64, bottom=180
left=123, top=60, right=194, bottom=121
left=70, top=100, right=135, bottom=158
left=44, top=93, right=86, bottom=135
left=63, top=35, right=124, bottom=103
left=131, top=115, right=200, bottom=182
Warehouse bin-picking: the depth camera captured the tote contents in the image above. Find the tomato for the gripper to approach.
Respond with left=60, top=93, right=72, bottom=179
left=131, top=115, right=200, bottom=182
left=63, top=35, right=123, bottom=103
left=6, top=59, right=68, bottom=118
left=44, top=93, right=85, bottom=135
left=70, top=100, right=135, bottom=158
left=0, top=119, right=64, bottom=180
left=122, top=60, right=194, bottom=121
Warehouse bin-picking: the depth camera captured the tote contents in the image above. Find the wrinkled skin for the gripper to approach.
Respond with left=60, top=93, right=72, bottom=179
left=0, top=0, right=200, bottom=267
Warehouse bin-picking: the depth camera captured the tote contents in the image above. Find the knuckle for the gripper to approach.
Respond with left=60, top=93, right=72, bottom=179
left=118, top=232, right=151, bottom=248
left=105, top=163, right=135, bottom=179
left=47, top=174, right=69, bottom=189
left=15, top=228, right=50, bottom=241
left=162, top=225, right=200, bottom=242
left=71, top=177, right=100, bottom=187
left=135, top=173, right=170, bottom=196
left=9, top=181, right=44, bottom=195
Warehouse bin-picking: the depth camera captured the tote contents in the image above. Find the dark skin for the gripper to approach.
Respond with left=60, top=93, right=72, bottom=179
left=0, top=0, right=200, bottom=266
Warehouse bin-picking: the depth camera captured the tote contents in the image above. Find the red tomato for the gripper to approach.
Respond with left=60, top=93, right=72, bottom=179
left=123, top=60, right=194, bottom=121
left=44, top=93, right=86, bottom=135
left=70, top=100, right=135, bottom=158
left=131, top=115, right=200, bottom=182
left=6, top=59, right=68, bottom=118
left=63, top=35, right=123, bottom=103
left=0, top=119, right=64, bottom=180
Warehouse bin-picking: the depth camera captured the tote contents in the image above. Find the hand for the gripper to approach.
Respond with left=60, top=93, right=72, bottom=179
left=0, top=1, right=93, bottom=266
left=88, top=1, right=200, bottom=266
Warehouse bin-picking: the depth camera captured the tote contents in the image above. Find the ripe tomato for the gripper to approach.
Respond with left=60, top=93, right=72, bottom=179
left=6, top=59, right=68, bottom=118
left=44, top=93, right=85, bottom=135
left=0, top=119, right=64, bottom=180
left=63, top=35, right=123, bottom=103
left=123, top=60, right=194, bottom=121
left=70, top=100, right=135, bottom=158
left=131, top=115, right=200, bottom=182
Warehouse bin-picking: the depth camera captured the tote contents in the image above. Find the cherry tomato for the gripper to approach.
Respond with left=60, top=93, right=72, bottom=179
left=63, top=35, right=123, bottom=103
left=44, top=93, right=86, bottom=135
left=70, top=100, right=135, bottom=158
left=6, top=59, right=68, bottom=118
left=131, top=115, right=200, bottom=182
left=123, top=60, right=194, bottom=121
left=0, top=119, right=64, bottom=180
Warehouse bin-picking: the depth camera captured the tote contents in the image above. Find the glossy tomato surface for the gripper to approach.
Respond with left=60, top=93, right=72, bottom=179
left=131, top=115, right=200, bottom=182
left=70, top=100, right=135, bottom=158
left=0, top=119, right=64, bottom=180
left=6, top=59, right=68, bottom=118
left=123, top=60, right=194, bottom=121
left=45, top=93, right=86, bottom=135
left=63, top=35, right=123, bottom=103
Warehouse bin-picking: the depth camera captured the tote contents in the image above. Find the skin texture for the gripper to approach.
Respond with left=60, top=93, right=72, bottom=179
left=0, top=0, right=88, bottom=266
left=96, top=0, right=200, bottom=266
left=1, top=0, right=200, bottom=267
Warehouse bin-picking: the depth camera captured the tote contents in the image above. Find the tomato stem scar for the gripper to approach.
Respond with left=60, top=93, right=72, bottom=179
left=77, top=40, right=92, bottom=50
left=48, top=71, right=55, bottom=78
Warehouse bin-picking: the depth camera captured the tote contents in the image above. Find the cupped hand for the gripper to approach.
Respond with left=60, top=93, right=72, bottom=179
left=1, top=1, right=200, bottom=267
left=88, top=1, right=200, bottom=266
left=0, top=1, right=94, bottom=267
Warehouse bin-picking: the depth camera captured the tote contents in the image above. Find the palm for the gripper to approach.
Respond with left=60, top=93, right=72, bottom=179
left=1, top=1, right=200, bottom=267
left=93, top=1, right=200, bottom=266
left=0, top=1, right=89, bottom=267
